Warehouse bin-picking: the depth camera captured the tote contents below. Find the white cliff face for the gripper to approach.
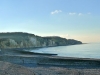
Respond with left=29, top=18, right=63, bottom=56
left=0, top=33, right=82, bottom=49
left=9, top=39, right=18, bottom=46
left=28, top=37, right=40, bottom=47
left=52, top=40, right=56, bottom=45
left=29, top=37, right=37, bottom=45
left=20, top=42, right=23, bottom=47
left=0, top=39, right=18, bottom=48
left=42, top=42, right=46, bottom=47
left=48, top=40, right=56, bottom=46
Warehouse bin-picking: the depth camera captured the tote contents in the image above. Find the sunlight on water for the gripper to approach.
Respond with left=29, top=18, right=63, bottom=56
left=30, top=43, right=100, bottom=58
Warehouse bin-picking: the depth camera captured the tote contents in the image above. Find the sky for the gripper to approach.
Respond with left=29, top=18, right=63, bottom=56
left=0, top=0, right=100, bottom=43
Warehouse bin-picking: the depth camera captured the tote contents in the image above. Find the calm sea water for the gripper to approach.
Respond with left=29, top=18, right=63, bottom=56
left=30, top=43, right=100, bottom=59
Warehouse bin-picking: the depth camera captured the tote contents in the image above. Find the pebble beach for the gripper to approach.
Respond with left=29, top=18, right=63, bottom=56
left=0, top=49, right=100, bottom=75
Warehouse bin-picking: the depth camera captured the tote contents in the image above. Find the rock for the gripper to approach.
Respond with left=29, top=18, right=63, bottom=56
left=0, top=32, right=82, bottom=49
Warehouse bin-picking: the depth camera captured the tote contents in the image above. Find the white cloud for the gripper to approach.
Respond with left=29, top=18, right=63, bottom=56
left=69, top=12, right=76, bottom=15
left=51, top=10, right=62, bottom=15
left=68, top=12, right=91, bottom=16
left=78, top=13, right=83, bottom=16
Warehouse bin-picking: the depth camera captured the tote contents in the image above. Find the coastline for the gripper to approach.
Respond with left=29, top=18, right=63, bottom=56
left=1, top=48, right=100, bottom=68
left=0, top=49, right=100, bottom=75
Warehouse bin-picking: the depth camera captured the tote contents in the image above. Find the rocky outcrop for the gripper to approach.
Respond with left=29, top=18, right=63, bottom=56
left=0, top=32, right=82, bottom=49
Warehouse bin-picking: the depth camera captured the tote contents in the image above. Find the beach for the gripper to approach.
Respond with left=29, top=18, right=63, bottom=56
left=0, top=49, right=100, bottom=75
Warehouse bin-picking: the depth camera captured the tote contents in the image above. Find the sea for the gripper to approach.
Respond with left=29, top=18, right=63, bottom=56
left=30, top=43, right=100, bottom=59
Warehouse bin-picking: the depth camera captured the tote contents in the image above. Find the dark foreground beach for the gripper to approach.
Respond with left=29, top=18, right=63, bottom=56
left=0, top=49, right=100, bottom=75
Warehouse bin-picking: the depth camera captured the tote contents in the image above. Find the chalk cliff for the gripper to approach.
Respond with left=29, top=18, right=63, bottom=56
left=0, top=32, right=82, bottom=49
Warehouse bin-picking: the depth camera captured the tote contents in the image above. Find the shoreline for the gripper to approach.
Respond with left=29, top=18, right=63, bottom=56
left=1, top=48, right=100, bottom=75
left=1, top=49, right=100, bottom=69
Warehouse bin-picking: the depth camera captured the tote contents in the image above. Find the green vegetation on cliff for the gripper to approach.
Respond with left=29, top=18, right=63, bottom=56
left=0, top=32, right=82, bottom=49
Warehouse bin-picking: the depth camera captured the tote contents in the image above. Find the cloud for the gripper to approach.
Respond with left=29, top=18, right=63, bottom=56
left=68, top=12, right=91, bottom=16
left=69, top=12, right=76, bottom=15
left=78, top=13, right=83, bottom=16
left=51, top=10, right=62, bottom=15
